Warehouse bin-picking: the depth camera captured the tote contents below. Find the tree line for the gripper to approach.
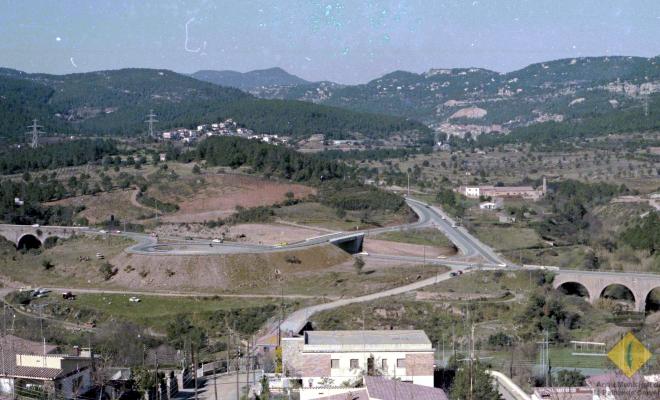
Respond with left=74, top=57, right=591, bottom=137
left=0, top=139, right=117, bottom=174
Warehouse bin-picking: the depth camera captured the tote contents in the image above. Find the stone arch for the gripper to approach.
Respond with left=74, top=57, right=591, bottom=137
left=644, top=287, right=660, bottom=313
left=599, top=283, right=636, bottom=308
left=16, top=234, right=42, bottom=250
left=556, top=281, right=590, bottom=299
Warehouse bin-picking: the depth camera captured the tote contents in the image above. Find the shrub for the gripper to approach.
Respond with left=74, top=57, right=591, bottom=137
left=353, top=257, right=365, bottom=274
left=99, top=262, right=117, bottom=280
left=284, top=255, right=301, bottom=264
left=41, top=259, right=55, bottom=270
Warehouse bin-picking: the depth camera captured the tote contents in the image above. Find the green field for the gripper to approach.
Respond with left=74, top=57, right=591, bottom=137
left=374, top=228, right=454, bottom=249
left=24, top=293, right=300, bottom=334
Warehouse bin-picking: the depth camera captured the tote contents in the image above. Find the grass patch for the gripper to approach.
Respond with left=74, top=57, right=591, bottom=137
left=374, top=228, right=454, bottom=248
left=0, top=235, right=134, bottom=287
left=471, top=224, right=545, bottom=251
left=24, top=293, right=299, bottom=335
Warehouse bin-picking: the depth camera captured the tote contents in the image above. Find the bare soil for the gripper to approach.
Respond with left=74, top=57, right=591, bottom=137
left=106, top=244, right=351, bottom=292
left=363, top=238, right=455, bottom=257
left=154, top=174, right=315, bottom=223
left=154, top=222, right=329, bottom=245
left=45, top=189, right=151, bottom=224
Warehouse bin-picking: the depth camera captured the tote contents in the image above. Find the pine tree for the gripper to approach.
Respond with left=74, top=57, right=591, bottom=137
left=450, top=361, right=502, bottom=400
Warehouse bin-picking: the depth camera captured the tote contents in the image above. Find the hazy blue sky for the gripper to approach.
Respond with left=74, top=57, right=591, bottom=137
left=1, top=0, right=659, bottom=84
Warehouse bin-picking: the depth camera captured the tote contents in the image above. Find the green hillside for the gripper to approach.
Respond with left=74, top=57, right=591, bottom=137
left=0, top=68, right=429, bottom=142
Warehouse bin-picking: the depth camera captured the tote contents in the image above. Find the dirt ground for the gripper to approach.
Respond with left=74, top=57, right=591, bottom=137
left=363, top=238, right=455, bottom=257
left=105, top=244, right=351, bottom=292
left=154, top=222, right=331, bottom=245
left=46, top=189, right=151, bottom=224
left=156, top=174, right=316, bottom=223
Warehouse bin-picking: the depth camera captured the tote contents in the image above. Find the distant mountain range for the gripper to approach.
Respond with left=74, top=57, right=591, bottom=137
left=193, top=56, right=660, bottom=141
left=0, top=67, right=429, bottom=143
left=191, top=67, right=310, bottom=91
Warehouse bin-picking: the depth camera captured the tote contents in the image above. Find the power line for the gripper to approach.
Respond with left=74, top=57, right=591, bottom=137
left=25, top=119, right=44, bottom=148
left=145, top=110, right=158, bottom=139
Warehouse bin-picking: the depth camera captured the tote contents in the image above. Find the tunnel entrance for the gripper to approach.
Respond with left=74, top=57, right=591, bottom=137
left=600, top=284, right=635, bottom=310
left=645, top=288, right=660, bottom=314
left=17, top=234, right=42, bottom=251
left=557, top=282, right=590, bottom=299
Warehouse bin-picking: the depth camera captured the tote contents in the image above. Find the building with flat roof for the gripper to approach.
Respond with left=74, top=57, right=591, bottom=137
left=457, top=177, right=547, bottom=201
left=282, top=330, right=435, bottom=392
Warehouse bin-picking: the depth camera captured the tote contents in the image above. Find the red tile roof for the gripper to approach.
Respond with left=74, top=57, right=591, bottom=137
left=0, top=335, right=61, bottom=380
left=365, top=376, right=448, bottom=400
left=312, top=389, right=369, bottom=400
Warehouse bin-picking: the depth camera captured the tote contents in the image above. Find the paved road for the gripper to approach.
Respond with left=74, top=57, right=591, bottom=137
left=120, top=199, right=435, bottom=255
left=279, top=269, right=460, bottom=334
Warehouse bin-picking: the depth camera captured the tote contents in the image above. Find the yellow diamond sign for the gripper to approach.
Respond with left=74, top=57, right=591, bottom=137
left=607, top=332, right=652, bottom=378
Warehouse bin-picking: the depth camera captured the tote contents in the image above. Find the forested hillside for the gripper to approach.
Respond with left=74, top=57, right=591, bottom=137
left=192, top=67, right=309, bottom=90
left=228, top=56, right=660, bottom=141
left=0, top=68, right=429, bottom=142
left=196, top=136, right=349, bottom=181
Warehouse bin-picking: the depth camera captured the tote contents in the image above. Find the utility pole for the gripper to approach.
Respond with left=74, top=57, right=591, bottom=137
left=145, top=109, right=158, bottom=139
left=236, top=339, right=240, bottom=400
left=247, top=336, right=251, bottom=395
left=191, top=343, right=198, bottom=400
left=154, top=354, right=159, bottom=400
left=25, top=119, right=44, bottom=149
left=407, top=171, right=410, bottom=197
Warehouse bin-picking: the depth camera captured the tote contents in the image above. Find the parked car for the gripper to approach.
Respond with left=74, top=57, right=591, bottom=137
left=62, top=291, right=76, bottom=300
left=450, top=272, right=457, bottom=277
left=129, top=297, right=141, bottom=303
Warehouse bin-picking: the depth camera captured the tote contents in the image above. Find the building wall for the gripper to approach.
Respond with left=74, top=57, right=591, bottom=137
left=281, top=338, right=305, bottom=377
left=300, top=350, right=434, bottom=388
left=57, top=369, right=93, bottom=399
left=0, top=378, right=14, bottom=396
left=302, top=354, right=331, bottom=378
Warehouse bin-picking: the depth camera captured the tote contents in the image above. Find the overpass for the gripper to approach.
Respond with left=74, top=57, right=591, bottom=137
left=0, top=224, right=88, bottom=249
left=553, top=269, right=660, bottom=312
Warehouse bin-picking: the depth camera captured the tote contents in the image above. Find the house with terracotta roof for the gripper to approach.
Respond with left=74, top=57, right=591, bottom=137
left=0, top=335, right=95, bottom=399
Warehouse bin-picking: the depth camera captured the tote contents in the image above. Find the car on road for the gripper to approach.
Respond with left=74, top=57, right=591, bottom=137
left=436, top=255, right=446, bottom=259
left=62, top=291, right=76, bottom=300
left=359, top=251, right=369, bottom=256
left=129, top=296, right=141, bottom=303
left=99, top=230, right=107, bottom=234
left=31, top=224, right=40, bottom=228
left=212, top=239, right=223, bottom=243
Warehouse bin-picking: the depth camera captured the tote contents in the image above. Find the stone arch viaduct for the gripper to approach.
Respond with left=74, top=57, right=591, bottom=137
left=553, top=270, right=660, bottom=312
left=0, top=224, right=88, bottom=249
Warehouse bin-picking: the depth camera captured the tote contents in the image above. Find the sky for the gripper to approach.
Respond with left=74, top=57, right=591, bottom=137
left=1, top=0, right=659, bottom=84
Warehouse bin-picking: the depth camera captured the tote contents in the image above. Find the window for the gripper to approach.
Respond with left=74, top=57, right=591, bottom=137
left=331, top=359, right=340, bottom=369
left=381, top=359, right=388, bottom=370
left=396, top=358, right=405, bottom=368
left=350, top=359, right=359, bottom=369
